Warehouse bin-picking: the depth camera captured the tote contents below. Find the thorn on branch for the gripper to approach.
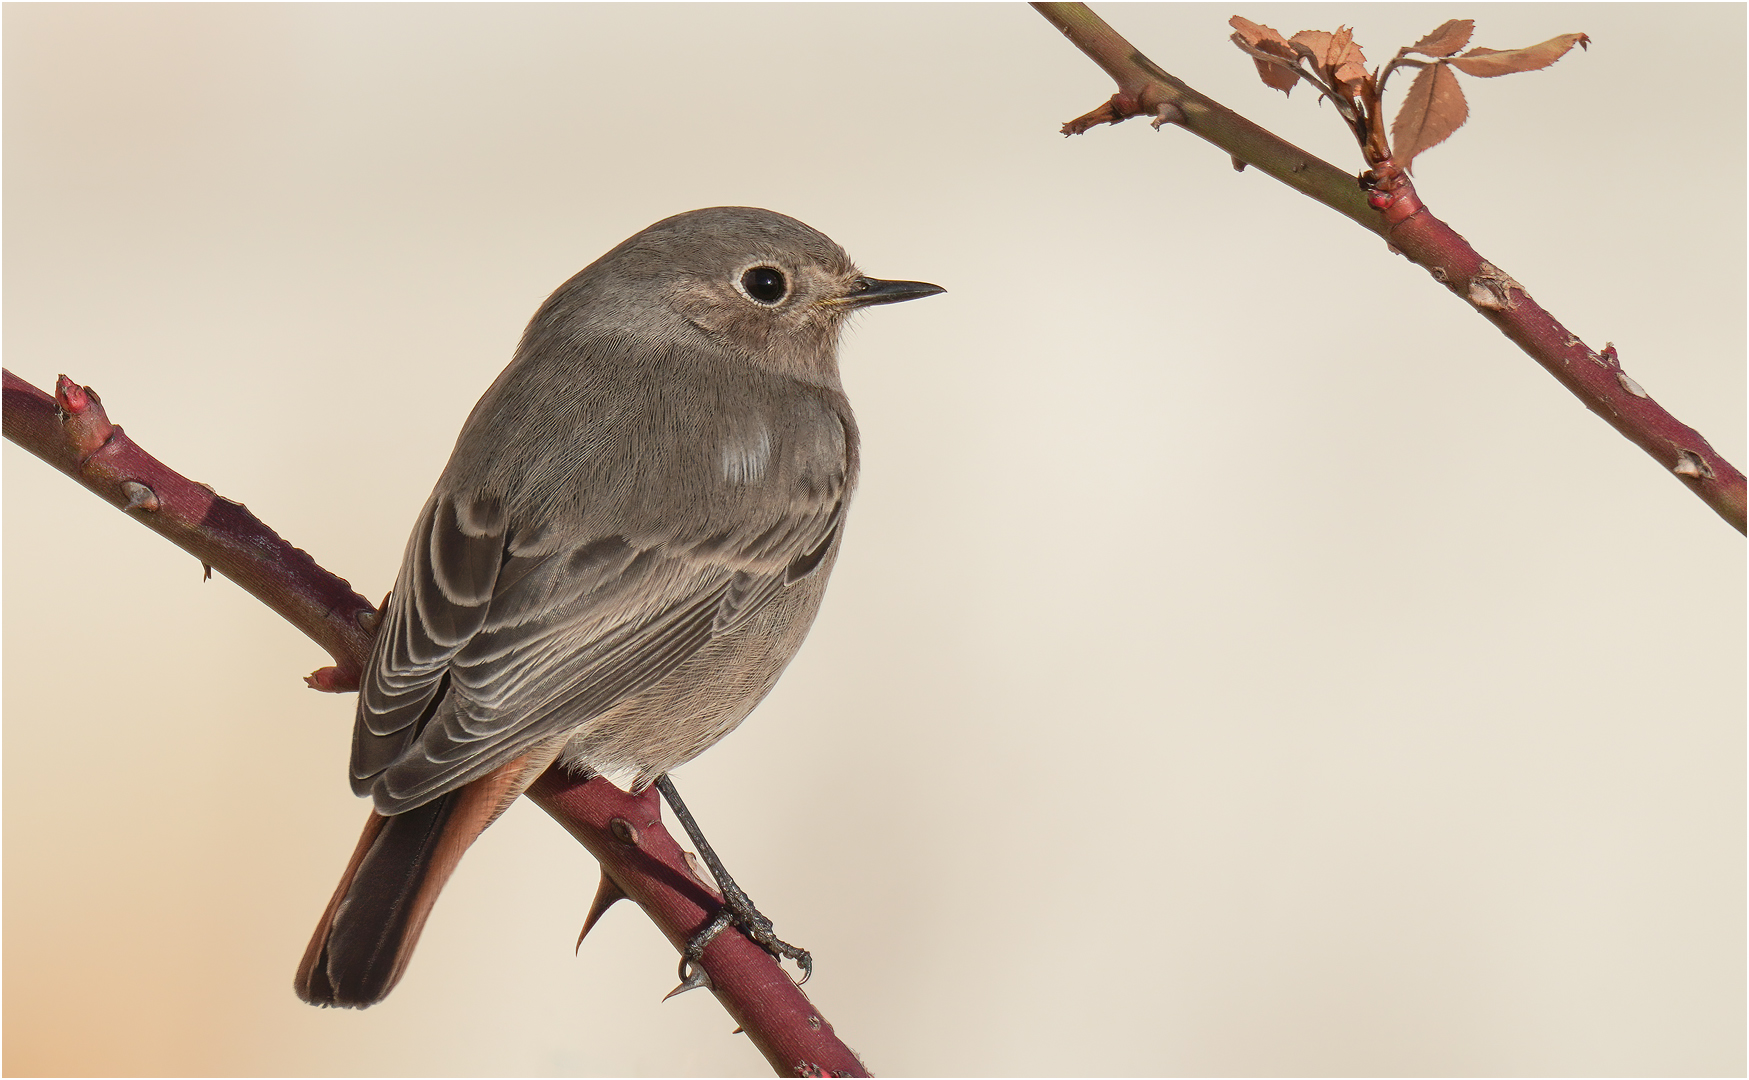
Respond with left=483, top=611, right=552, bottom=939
left=54, top=374, right=114, bottom=459
left=55, top=375, right=91, bottom=416
left=304, top=665, right=359, bottom=693
left=681, top=849, right=716, bottom=889
left=1673, top=450, right=1716, bottom=480
left=664, top=961, right=714, bottom=1001
left=577, top=871, right=629, bottom=951
left=1150, top=102, right=1185, bottom=130
left=1616, top=371, right=1649, bottom=399
left=120, top=481, right=160, bottom=512
left=1465, top=262, right=1520, bottom=311
left=1060, top=92, right=1144, bottom=135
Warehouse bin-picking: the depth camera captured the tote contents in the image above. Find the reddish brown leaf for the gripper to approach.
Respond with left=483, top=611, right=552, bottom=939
left=1290, top=29, right=1333, bottom=68
left=1327, top=25, right=1353, bottom=68
left=1329, top=26, right=1367, bottom=68
left=1391, top=61, right=1469, bottom=172
left=1449, top=33, right=1590, bottom=77
left=1333, top=62, right=1370, bottom=92
left=1231, top=16, right=1300, bottom=92
left=1229, top=15, right=1283, bottom=47
left=1407, top=19, right=1475, bottom=58
left=1326, top=25, right=1369, bottom=88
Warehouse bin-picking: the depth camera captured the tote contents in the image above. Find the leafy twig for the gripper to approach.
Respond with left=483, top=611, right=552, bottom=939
left=1031, top=2, right=1745, bottom=533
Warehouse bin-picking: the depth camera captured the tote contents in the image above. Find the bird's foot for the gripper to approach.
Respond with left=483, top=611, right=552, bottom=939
left=652, top=773, right=811, bottom=998
left=669, top=880, right=812, bottom=996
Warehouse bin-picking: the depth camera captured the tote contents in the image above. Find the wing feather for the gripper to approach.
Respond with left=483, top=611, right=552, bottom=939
left=354, top=488, right=846, bottom=812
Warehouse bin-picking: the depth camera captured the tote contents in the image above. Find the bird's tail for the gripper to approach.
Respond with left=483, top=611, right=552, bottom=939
left=295, top=751, right=549, bottom=1008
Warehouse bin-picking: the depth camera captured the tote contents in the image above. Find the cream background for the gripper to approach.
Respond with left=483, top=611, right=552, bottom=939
left=4, top=4, right=1743, bottom=1076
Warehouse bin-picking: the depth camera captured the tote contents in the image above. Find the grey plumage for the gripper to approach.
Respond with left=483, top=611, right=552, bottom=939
left=297, top=206, right=941, bottom=1008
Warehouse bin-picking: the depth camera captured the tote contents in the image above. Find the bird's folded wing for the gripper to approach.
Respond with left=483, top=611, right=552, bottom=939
left=352, top=483, right=842, bottom=812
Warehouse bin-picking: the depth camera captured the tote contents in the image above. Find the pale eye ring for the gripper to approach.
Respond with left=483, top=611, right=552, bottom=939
left=739, top=266, right=788, bottom=305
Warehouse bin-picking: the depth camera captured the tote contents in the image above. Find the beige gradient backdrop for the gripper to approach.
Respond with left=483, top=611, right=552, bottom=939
left=4, top=4, right=1742, bottom=1076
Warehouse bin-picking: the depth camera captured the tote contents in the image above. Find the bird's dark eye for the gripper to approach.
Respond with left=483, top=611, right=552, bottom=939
left=740, top=266, right=788, bottom=305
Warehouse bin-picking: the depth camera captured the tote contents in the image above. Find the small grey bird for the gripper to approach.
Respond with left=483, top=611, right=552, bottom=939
left=296, top=207, right=942, bottom=1008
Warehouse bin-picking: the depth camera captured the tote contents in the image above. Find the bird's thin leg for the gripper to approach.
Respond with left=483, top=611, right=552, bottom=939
left=655, top=774, right=812, bottom=986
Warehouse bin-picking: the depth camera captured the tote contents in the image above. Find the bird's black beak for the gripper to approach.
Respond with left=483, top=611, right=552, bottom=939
left=840, top=276, right=946, bottom=309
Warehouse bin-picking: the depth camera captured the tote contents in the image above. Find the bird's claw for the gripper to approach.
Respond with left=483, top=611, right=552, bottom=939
left=681, top=883, right=813, bottom=984
left=747, top=924, right=812, bottom=985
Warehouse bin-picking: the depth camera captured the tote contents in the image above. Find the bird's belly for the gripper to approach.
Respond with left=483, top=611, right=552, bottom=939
left=556, top=550, right=836, bottom=792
